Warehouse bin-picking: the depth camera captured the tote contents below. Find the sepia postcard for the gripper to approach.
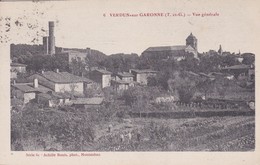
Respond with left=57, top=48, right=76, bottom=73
left=0, top=0, right=259, bottom=164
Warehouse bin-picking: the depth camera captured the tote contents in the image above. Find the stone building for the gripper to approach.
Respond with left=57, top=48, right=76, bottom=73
left=111, top=72, right=135, bottom=91
left=142, top=33, right=198, bottom=60
left=11, top=79, right=52, bottom=104
left=10, top=63, right=27, bottom=73
left=55, top=50, right=87, bottom=63
left=130, top=69, right=157, bottom=85
left=89, top=69, right=112, bottom=88
left=28, top=70, right=93, bottom=95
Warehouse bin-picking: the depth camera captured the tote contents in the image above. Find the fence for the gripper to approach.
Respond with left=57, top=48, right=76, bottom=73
left=129, top=110, right=254, bottom=119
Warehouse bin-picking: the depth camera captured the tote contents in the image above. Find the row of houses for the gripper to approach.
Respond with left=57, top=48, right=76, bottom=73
left=10, top=62, right=157, bottom=108
left=89, top=69, right=157, bottom=90
left=11, top=69, right=95, bottom=107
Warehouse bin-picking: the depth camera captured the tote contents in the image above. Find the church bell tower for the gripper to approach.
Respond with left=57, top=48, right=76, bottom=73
left=186, top=33, right=198, bottom=52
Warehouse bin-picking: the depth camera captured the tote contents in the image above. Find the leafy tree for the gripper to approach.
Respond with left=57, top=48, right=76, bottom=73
left=241, top=53, right=255, bottom=65
left=168, top=71, right=198, bottom=103
left=196, top=78, right=215, bottom=99
left=179, top=56, right=199, bottom=72
left=70, top=58, right=86, bottom=76
left=122, top=86, right=160, bottom=111
left=214, top=77, right=232, bottom=98
left=222, top=53, right=240, bottom=67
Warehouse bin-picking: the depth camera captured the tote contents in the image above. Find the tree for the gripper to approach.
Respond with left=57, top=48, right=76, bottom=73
left=147, top=71, right=171, bottom=91
left=122, top=86, right=160, bottom=112
left=214, top=77, right=232, bottom=98
left=241, top=53, right=255, bottom=65
left=70, top=58, right=86, bottom=77
left=196, top=78, right=215, bottom=99
left=179, top=55, right=199, bottom=72
left=168, top=71, right=198, bottom=103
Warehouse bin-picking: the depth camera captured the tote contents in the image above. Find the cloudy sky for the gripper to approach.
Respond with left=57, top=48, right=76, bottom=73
left=0, top=0, right=259, bottom=55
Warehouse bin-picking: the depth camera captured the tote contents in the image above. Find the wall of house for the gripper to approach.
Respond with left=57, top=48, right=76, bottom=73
left=84, top=82, right=93, bottom=89
left=136, top=73, right=156, bottom=85
left=55, top=82, right=84, bottom=93
left=24, top=92, right=36, bottom=104
left=121, top=77, right=133, bottom=81
left=89, top=71, right=103, bottom=84
left=13, top=66, right=26, bottom=73
left=102, top=74, right=111, bottom=88
left=49, top=99, right=60, bottom=107
left=89, top=71, right=111, bottom=88
left=11, top=72, right=17, bottom=79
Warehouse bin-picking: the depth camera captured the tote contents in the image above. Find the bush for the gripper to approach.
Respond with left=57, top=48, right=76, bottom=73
left=168, top=71, right=197, bottom=103
left=178, top=88, right=195, bottom=103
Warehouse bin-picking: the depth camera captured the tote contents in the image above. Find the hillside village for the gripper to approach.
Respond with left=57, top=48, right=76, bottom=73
left=10, top=21, right=255, bottom=151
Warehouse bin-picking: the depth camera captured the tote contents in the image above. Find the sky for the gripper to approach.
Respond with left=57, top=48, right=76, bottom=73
left=0, top=0, right=260, bottom=55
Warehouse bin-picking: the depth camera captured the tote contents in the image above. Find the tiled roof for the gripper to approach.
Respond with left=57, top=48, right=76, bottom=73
left=36, top=71, right=93, bottom=83
left=221, top=64, right=250, bottom=70
left=186, top=33, right=197, bottom=40
left=198, top=73, right=215, bottom=79
left=130, top=69, right=157, bottom=74
left=144, top=45, right=193, bottom=52
left=72, top=97, right=104, bottom=105
left=12, top=83, right=38, bottom=93
left=11, top=68, right=18, bottom=72
left=27, top=84, right=53, bottom=93
left=11, top=63, right=27, bottom=67
left=208, top=72, right=224, bottom=76
left=94, top=69, right=112, bottom=75
left=117, top=72, right=134, bottom=77
left=12, top=83, right=53, bottom=93
left=111, top=79, right=135, bottom=84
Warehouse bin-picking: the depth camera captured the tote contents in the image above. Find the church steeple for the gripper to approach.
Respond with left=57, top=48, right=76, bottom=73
left=186, top=33, right=198, bottom=52
left=218, top=44, right=223, bottom=55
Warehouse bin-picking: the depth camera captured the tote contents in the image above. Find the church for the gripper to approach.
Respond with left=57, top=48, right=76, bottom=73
left=141, top=33, right=198, bottom=61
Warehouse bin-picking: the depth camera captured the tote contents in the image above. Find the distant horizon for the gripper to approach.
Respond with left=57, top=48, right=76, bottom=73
left=10, top=42, right=254, bottom=56
left=1, top=0, right=259, bottom=55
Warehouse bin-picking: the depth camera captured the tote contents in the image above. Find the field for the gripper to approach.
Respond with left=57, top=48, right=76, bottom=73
left=93, top=116, right=255, bottom=151
left=11, top=105, right=255, bottom=151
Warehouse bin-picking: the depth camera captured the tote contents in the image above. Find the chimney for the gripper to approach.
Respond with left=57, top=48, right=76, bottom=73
left=56, top=69, right=59, bottom=73
left=43, top=36, right=49, bottom=55
left=13, top=80, right=16, bottom=85
left=48, top=21, right=55, bottom=55
left=34, top=79, right=38, bottom=88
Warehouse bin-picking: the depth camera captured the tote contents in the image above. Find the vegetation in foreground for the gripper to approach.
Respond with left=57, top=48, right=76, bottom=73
left=11, top=105, right=255, bottom=151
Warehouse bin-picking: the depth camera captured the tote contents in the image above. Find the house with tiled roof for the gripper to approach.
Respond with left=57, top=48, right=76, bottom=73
left=89, top=69, right=112, bottom=88
left=37, top=92, right=72, bottom=108
left=130, top=69, right=157, bottom=85
left=28, top=70, right=93, bottom=94
left=11, top=63, right=27, bottom=73
left=10, top=62, right=27, bottom=79
left=11, top=79, right=52, bottom=104
left=115, top=72, right=134, bottom=81
left=142, top=33, right=198, bottom=61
